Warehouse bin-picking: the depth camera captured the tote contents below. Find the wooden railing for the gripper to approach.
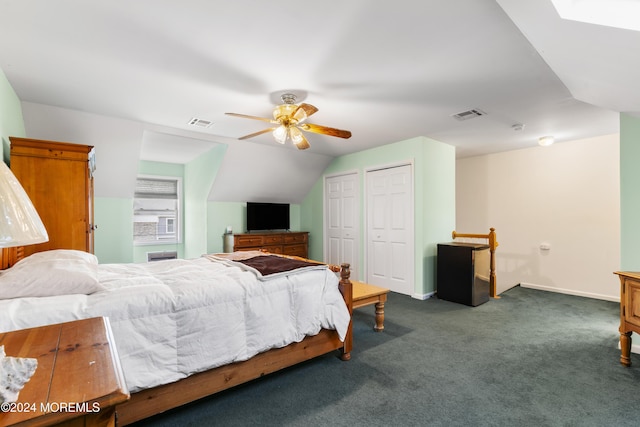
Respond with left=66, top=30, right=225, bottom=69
left=452, top=228, right=499, bottom=298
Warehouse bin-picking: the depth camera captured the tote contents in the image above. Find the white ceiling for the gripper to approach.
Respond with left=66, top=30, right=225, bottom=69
left=1, top=0, right=638, bottom=201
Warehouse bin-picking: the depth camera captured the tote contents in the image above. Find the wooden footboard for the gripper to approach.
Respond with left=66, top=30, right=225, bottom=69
left=116, top=262, right=353, bottom=426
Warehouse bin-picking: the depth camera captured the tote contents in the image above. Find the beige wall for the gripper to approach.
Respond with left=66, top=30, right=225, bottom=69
left=456, top=134, right=620, bottom=301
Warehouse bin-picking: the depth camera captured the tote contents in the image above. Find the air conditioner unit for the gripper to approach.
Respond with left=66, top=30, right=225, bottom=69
left=147, top=251, right=178, bottom=262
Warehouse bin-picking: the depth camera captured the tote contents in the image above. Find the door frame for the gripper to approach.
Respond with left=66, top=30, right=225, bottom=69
left=323, top=170, right=360, bottom=277
left=364, top=160, right=415, bottom=296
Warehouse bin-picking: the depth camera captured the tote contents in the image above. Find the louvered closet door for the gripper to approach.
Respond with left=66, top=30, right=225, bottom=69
left=325, top=173, right=359, bottom=280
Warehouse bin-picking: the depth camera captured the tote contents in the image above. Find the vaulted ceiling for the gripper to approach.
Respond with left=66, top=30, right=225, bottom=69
left=1, top=0, right=637, bottom=202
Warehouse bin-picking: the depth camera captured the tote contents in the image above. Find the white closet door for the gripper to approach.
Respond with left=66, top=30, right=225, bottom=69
left=366, top=164, right=414, bottom=295
left=325, top=173, right=359, bottom=280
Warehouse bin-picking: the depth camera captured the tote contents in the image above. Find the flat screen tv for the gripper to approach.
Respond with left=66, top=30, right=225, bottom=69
left=246, top=202, right=290, bottom=232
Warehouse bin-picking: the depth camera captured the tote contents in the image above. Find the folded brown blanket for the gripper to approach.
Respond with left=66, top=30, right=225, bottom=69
left=205, top=252, right=328, bottom=280
left=236, top=255, right=322, bottom=277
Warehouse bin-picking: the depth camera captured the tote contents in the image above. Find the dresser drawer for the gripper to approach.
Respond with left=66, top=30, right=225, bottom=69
left=284, top=233, right=308, bottom=244
left=263, top=234, right=284, bottom=245
left=283, top=244, right=307, bottom=258
left=235, top=235, right=264, bottom=247
left=624, top=278, right=640, bottom=329
left=263, top=245, right=283, bottom=254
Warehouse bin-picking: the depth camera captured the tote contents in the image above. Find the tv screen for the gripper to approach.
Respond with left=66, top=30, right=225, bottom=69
left=246, top=202, right=290, bottom=232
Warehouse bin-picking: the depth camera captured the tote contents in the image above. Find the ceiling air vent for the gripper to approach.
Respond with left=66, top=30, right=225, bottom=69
left=452, top=109, right=486, bottom=121
left=188, top=117, right=213, bottom=128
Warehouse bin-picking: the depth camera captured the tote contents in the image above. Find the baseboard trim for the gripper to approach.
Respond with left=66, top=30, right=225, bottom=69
left=412, top=291, right=434, bottom=300
left=520, top=282, right=619, bottom=303
left=617, top=340, right=640, bottom=354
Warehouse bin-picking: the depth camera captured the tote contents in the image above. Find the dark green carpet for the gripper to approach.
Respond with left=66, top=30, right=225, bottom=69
left=131, top=286, right=640, bottom=426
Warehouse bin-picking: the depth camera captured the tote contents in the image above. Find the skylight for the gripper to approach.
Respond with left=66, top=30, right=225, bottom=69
left=551, top=0, right=640, bottom=32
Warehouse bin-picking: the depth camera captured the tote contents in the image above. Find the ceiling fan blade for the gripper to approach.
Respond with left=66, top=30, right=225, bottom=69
left=238, top=127, right=275, bottom=140
left=300, top=123, right=352, bottom=139
left=292, top=103, right=319, bottom=122
left=225, top=112, right=276, bottom=123
left=289, top=127, right=310, bottom=150
left=295, top=133, right=310, bottom=150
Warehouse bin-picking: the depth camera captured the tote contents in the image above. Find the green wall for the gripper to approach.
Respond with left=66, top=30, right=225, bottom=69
left=620, top=113, right=640, bottom=270
left=94, top=197, right=134, bottom=263
left=184, top=145, right=226, bottom=258
left=207, top=201, right=245, bottom=253
left=302, top=136, right=456, bottom=298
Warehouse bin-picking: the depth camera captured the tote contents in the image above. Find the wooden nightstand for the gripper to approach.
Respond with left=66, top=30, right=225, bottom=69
left=0, top=317, right=129, bottom=427
left=614, top=271, right=640, bottom=367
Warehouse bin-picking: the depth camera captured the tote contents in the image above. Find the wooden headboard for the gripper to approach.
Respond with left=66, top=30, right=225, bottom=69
left=452, top=227, right=499, bottom=298
left=0, top=246, right=25, bottom=270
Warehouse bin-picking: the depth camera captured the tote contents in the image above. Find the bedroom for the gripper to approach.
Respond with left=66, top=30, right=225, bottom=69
left=1, top=1, right=637, bottom=300
left=1, top=0, right=640, bottom=424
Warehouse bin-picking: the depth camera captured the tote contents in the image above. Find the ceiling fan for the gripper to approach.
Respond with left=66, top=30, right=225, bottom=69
left=225, top=93, right=352, bottom=150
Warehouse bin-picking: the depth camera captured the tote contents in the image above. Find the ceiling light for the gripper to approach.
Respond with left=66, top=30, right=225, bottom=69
left=226, top=93, right=351, bottom=150
left=538, top=136, right=555, bottom=147
left=273, top=103, right=297, bottom=121
left=273, top=125, right=288, bottom=144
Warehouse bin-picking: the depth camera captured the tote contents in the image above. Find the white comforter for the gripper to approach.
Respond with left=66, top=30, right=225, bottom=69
left=0, top=257, right=350, bottom=393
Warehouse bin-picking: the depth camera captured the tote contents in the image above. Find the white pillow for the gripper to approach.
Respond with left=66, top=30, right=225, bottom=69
left=0, top=249, right=104, bottom=300
left=16, top=249, right=99, bottom=265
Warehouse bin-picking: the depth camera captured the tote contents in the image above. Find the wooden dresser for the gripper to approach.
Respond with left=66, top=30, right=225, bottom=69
left=10, top=137, right=96, bottom=256
left=233, top=231, right=309, bottom=258
left=614, top=271, right=640, bottom=366
left=0, top=317, right=129, bottom=427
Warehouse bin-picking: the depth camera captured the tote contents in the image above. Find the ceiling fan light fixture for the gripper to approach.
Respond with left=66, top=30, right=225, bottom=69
left=292, top=108, right=308, bottom=123
left=273, top=125, right=288, bottom=144
left=225, top=93, right=351, bottom=150
left=273, top=104, right=297, bottom=121
left=289, top=126, right=304, bottom=145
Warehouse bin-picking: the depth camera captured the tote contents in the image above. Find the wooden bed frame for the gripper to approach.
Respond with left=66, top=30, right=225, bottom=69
left=452, top=228, right=499, bottom=298
left=0, top=247, right=353, bottom=426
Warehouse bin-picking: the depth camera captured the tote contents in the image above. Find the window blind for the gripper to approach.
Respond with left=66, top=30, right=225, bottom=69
left=134, top=178, right=178, bottom=199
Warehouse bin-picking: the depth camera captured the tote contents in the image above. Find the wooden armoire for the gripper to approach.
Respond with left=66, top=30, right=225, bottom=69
left=9, top=137, right=96, bottom=256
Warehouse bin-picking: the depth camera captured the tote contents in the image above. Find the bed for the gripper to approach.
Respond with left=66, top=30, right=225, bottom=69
left=0, top=247, right=353, bottom=425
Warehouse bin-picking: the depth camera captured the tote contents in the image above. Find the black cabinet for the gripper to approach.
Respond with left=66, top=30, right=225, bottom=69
left=437, top=242, right=490, bottom=306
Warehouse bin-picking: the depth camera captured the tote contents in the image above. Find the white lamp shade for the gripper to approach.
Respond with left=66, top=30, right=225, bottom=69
left=0, top=161, right=48, bottom=248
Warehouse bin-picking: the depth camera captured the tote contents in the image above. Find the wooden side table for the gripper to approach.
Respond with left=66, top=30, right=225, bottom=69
left=614, top=271, right=640, bottom=366
left=352, top=281, right=390, bottom=331
left=0, top=317, right=129, bottom=427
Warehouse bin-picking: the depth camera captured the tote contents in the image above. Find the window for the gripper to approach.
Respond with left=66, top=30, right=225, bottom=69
left=165, top=218, right=175, bottom=234
left=133, top=176, right=181, bottom=245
